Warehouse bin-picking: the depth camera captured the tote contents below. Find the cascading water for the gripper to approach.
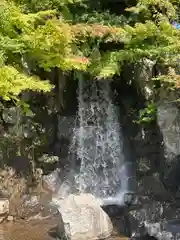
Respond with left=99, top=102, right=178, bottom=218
left=68, top=78, right=136, bottom=206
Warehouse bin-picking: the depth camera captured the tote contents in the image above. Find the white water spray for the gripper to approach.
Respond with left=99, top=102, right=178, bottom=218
left=70, top=79, right=135, bottom=205
left=54, top=78, right=136, bottom=206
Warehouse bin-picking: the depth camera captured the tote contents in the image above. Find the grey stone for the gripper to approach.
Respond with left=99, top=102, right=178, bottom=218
left=133, top=58, right=155, bottom=101
left=144, top=222, right=161, bottom=237
left=56, top=193, right=113, bottom=240
left=0, top=198, right=9, bottom=214
left=128, top=198, right=180, bottom=240
left=156, top=102, right=180, bottom=192
left=0, top=198, right=9, bottom=223
left=2, top=107, right=20, bottom=124
left=23, top=121, right=38, bottom=139
left=157, top=103, right=180, bottom=160
left=138, top=174, right=172, bottom=200
left=7, top=215, right=14, bottom=221
left=42, top=169, right=61, bottom=194
left=57, top=116, right=74, bottom=140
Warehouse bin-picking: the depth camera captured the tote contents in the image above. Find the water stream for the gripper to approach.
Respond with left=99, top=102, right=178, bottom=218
left=55, top=78, right=136, bottom=206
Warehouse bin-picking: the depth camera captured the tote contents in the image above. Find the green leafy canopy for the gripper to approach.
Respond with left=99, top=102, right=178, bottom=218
left=0, top=0, right=88, bottom=101
left=1, top=0, right=180, bottom=101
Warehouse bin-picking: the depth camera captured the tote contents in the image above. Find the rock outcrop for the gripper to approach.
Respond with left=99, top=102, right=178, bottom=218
left=157, top=103, right=180, bottom=162
left=55, top=193, right=113, bottom=240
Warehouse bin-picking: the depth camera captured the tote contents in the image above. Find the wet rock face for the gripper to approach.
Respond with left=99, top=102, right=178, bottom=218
left=7, top=156, right=32, bottom=178
left=127, top=172, right=180, bottom=240
left=157, top=103, right=180, bottom=161
left=2, top=107, right=20, bottom=125
left=42, top=169, right=62, bottom=194
left=0, top=74, right=77, bottom=178
left=137, top=174, right=172, bottom=201
left=163, top=155, right=180, bottom=193
left=144, top=221, right=180, bottom=240
left=126, top=180, right=180, bottom=240
left=119, top=62, right=180, bottom=240
left=128, top=199, right=180, bottom=240
left=156, top=103, right=180, bottom=193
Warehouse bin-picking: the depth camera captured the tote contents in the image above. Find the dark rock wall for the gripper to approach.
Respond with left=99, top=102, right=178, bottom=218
left=0, top=70, right=78, bottom=177
left=112, top=64, right=164, bottom=180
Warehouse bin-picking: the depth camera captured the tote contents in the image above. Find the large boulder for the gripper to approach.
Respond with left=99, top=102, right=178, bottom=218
left=156, top=102, right=180, bottom=192
left=55, top=193, right=113, bottom=240
left=157, top=103, right=180, bottom=162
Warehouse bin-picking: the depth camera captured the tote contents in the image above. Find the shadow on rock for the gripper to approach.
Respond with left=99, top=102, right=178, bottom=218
left=6, top=156, right=32, bottom=179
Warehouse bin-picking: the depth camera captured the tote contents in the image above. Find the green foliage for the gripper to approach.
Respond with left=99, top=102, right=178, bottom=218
left=0, top=1, right=53, bottom=101
left=135, top=103, right=157, bottom=124
left=13, top=0, right=82, bottom=12
left=126, top=0, right=177, bottom=20
left=0, top=66, right=51, bottom=101
left=153, top=67, right=180, bottom=89
left=0, top=0, right=88, bottom=101
left=0, top=0, right=180, bottom=102
left=68, top=0, right=180, bottom=78
left=74, top=11, right=128, bottom=25
left=17, top=101, right=34, bottom=117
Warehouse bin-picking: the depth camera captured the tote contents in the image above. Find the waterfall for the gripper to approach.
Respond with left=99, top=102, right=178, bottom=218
left=74, top=79, right=124, bottom=198
left=68, top=78, right=135, bottom=206
left=54, top=77, right=136, bottom=206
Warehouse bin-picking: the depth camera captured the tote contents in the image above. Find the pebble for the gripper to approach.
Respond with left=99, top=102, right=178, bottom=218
left=7, top=216, right=13, bottom=221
